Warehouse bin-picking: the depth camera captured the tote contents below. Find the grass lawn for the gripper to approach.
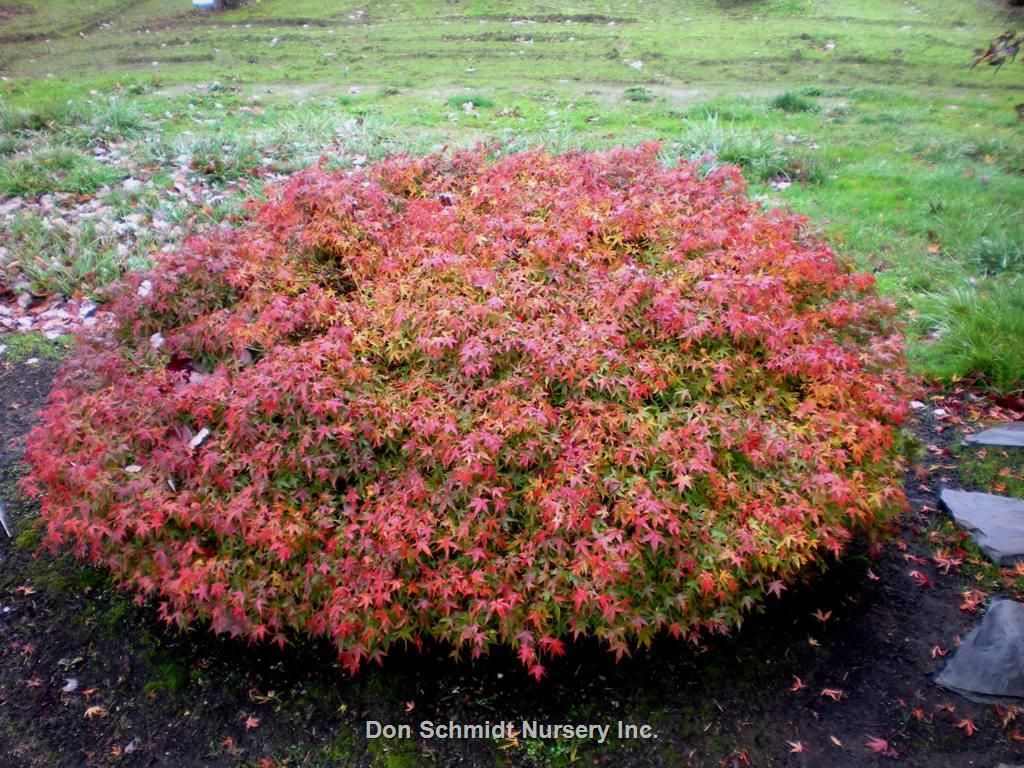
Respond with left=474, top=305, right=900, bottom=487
left=1, top=1, right=1022, bottom=388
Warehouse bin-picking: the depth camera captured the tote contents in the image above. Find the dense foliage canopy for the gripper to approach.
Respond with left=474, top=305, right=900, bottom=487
left=25, top=145, right=911, bottom=676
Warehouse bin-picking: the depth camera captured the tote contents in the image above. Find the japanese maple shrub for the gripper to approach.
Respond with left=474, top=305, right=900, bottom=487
left=24, top=144, right=911, bottom=678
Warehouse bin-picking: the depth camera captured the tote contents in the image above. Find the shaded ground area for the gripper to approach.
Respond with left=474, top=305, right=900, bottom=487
left=0, top=358, right=1022, bottom=767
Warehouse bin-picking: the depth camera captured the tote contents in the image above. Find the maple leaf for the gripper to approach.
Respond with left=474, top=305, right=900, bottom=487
left=820, top=688, right=844, bottom=701
left=932, top=549, right=963, bottom=574
left=953, top=718, right=977, bottom=736
left=789, top=675, right=806, bottom=692
left=864, top=736, right=898, bottom=758
left=930, top=645, right=948, bottom=659
left=767, top=579, right=786, bottom=598
left=85, top=705, right=108, bottom=719
left=960, top=589, right=987, bottom=612
left=811, top=609, right=832, bottom=624
left=786, top=740, right=805, bottom=753
left=907, top=570, right=932, bottom=588
left=24, top=676, right=44, bottom=688
left=244, top=715, right=261, bottom=730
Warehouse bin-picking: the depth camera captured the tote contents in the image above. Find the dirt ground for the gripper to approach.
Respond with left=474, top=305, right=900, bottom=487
left=0, top=354, right=1022, bottom=767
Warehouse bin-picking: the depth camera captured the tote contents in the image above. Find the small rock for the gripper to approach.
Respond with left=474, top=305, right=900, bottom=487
left=62, top=678, right=79, bottom=693
left=125, top=464, right=143, bottom=473
left=124, top=738, right=142, bottom=755
left=24, top=357, right=39, bottom=365
left=17, top=293, right=33, bottom=310
left=909, top=400, right=926, bottom=410
left=932, top=407, right=947, bottom=417
left=940, top=488, right=1024, bottom=565
left=79, top=300, right=98, bottom=319
left=137, top=280, right=153, bottom=299
left=936, top=599, right=1024, bottom=702
left=149, top=332, right=165, bottom=350
left=965, top=422, right=1024, bottom=449
left=0, top=197, right=25, bottom=216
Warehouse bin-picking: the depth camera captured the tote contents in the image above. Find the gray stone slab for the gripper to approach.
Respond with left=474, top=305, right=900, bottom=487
left=939, top=488, right=1024, bottom=566
left=936, top=599, right=1024, bottom=703
left=965, top=421, right=1024, bottom=448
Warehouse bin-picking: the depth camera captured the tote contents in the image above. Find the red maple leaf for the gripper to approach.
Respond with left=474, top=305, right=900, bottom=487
left=864, top=735, right=898, bottom=757
left=954, top=718, right=977, bottom=736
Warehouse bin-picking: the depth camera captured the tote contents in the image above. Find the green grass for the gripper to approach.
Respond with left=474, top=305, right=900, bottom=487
left=912, top=279, right=1024, bottom=392
left=0, top=0, right=1021, bottom=389
left=1, top=331, right=72, bottom=362
left=769, top=90, right=818, bottom=113
left=4, top=213, right=139, bottom=296
left=956, top=442, right=1024, bottom=498
left=0, top=144, right=123, bottom=197
left=624, top=86, right=655, bottom=103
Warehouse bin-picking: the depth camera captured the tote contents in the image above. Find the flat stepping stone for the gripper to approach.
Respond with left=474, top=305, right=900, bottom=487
left=939, top=488, right=1024, bottom=566
left=936, top=598, right=1024, bottom=703
left=964, top=421, right=1024, bottom=448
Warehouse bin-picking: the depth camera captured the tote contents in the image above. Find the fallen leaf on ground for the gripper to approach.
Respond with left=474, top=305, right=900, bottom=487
left=954, top=718, right=977, bottom=736
left=864, top=736, right=898, bottom=757
left=85, top=705, right=108, bottom=719
left=787, top=740, right=805, bottom=753
left=790, top=676, right=806, bottom=691
left=908, top=569, right=932, bottom=588
left=820, top=688, right=844, bottom=701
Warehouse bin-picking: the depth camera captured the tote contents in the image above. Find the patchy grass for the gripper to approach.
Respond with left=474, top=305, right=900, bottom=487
left=624, top=86, right=655, bottom=103
left=0, top=0, right=1020, bottom=395
left=769, top=90, right=818, bottom=113
left=956, top=444, right=1024, bottom=499
left=911, top=279, right=1024, bottom=392
left=4, top=214, right=139, bottom=296
left=0, top=331, right=73, bottom=362
left=0, top=144, right=123, bottom=197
